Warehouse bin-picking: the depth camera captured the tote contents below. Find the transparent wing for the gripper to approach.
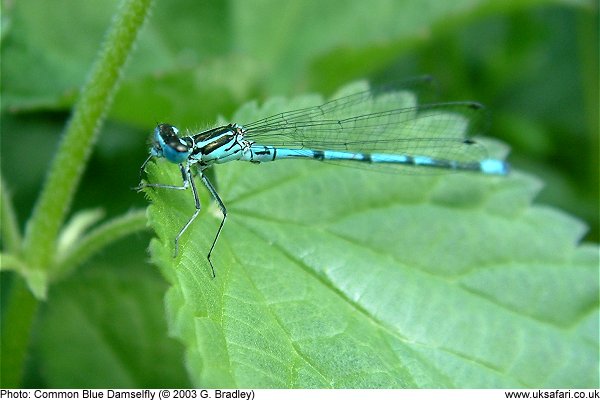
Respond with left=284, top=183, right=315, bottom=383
left=242, top=78, right=491, bottom=167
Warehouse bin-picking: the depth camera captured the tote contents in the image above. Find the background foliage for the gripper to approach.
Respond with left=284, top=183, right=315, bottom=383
left=1, top=0, right=598, bottom=388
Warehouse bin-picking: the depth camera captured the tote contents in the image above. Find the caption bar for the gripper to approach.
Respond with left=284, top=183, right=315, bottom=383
left=2, top=389, right=599, bottom=400
left=0, top=391, right=253, bottom=400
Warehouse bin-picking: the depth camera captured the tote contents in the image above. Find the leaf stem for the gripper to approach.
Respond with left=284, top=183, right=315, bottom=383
left=1, top=176, right=23, bottom=254
left=54, top=209, right=149, bottom=280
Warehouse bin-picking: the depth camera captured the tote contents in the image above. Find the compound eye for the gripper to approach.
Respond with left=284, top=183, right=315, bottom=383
left=155, top=124, right=191, bottom=163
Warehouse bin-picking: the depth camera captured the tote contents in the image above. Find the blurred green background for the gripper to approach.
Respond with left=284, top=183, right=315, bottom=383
left=1, top=0, right=598, bottom=388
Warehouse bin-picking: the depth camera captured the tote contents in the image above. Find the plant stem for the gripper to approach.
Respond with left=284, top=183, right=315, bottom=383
left=0, top=276, right=39, bottom=388
left=3, top=0, right=153, bottom=387
left=21, top=0, right=153, bottom=271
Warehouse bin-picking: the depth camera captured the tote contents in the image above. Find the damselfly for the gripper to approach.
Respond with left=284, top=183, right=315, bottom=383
left=137, top=78, right=509, bottom=277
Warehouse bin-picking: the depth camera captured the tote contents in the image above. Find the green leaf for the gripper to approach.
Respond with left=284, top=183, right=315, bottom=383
left=144, top=87, right=599, bottom=388
left=3, top=0, right=567, bottom=118
left=36, top=265, right=190, bottom=388
left=1, top=0, right=119, bottom=111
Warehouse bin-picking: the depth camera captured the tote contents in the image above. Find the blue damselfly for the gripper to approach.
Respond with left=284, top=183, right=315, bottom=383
left=137, top=78, right=509, bottom=277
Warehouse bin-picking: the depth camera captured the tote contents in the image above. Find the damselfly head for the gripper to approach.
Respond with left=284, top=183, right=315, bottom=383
left=152, top=123, right=192, bottom=163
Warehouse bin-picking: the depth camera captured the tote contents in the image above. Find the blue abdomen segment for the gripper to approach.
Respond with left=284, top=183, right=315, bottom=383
left=245, top=145, right=509, bottom=175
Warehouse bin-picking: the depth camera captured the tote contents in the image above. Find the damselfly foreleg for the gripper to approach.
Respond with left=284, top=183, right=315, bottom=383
left=136, top=163, right=190, bottom=191
left=173, top=166, right=202, bottom=264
